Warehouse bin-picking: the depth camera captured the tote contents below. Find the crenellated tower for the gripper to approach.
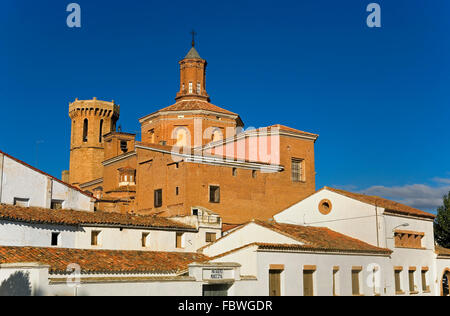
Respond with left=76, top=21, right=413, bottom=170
left=68, top=98, right=120, bottom=187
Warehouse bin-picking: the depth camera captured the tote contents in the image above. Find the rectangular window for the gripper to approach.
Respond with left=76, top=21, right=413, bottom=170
left=13, top=198, right=29, bottom=207
left=421, top=268, right=429, bottom=292
left=91, top=231, right=101, bottom=246
left=51, top=200, right=63, bottom=210
left=189, top=82, right=193, bottom=94
left=142, top=233, right=149, bottom=248
left=394, top=268, right=403, bottom=294
left=154, top=189, right=163, bottom=208
left=252, top=170, right=257, bottom=179
left=176, top=232, right=184, bottom=249
left=291, top=158, right=304, bottom=182
left=303, top=269, right=315, bottom=296
left=206, top=232, right=217, bottom=243
left=269, top=270, right=282, bottom=296
left=232, top=168, right=237, bottom=177
left=197, top=82, right=201, bottom=94
left=175, top=187, right=179, bottom=196
left=51, top=232, right=60, bottom=246
left=409, top=268, right=416, bottom=293
left=209, top=186, right=220, bottom=203
left=351, top=268, right=362, bottom=296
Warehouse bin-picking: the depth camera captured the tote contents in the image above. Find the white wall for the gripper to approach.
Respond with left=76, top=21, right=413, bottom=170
left=0, top=220, right=78, bottom=248
left=202, top=223, right=302, bottom=257
left=213, top=247, right=391, bottom=296
left=274, top=189, right=383, bottom=247
left=0, top=154, right=93, bottom=212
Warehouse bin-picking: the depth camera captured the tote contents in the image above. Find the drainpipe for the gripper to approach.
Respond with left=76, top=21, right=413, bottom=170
left=375, top=201, right=380, bottom=247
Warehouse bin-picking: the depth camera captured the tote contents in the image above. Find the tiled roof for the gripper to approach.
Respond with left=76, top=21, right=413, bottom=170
left=436, top=246, right=450, bottom=256
left=0, top=149, right=93, bottom=199
left=222, top=223, right=241, bottom=233
left=157, top=100, right=238, bottom=116
left=185, top=47, right=202, bottom=59
left=324, top=187, right=436, bottom=219
left=255, top=221, right=392, bottom=254
left=0, top=204, right=195, bottom=230
left=263, top=125, right=319, bottom=138
left=0, top=246, right=208, bottom=275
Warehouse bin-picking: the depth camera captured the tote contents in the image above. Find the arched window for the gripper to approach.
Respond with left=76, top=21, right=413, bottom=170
left=99, top=119, right=104, bottom=143
left=83, top=119, right=88, bottom=142
left=176, top=128, right=188, bottom=147
left=212, top=129, right=223, bottom=142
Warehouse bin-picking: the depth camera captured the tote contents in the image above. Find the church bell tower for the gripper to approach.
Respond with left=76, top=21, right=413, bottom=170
left=175, top=31, right=210, bottom=102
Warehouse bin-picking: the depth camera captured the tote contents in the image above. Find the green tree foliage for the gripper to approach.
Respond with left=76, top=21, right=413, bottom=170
left=434, top=191, right=450, bottom=248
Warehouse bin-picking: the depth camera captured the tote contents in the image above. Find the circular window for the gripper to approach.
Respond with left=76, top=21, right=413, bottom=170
left=319, top=199, right=332, bottom=215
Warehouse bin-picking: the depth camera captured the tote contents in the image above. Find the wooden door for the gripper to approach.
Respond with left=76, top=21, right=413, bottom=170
left=269, top=270, right=281, bottom=296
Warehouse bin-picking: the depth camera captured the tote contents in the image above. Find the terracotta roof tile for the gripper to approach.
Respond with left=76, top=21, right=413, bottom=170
left=0, top=246, right=208, bottom=275
left=324, top=187, right=436, bottom=219
left=158, top=100, right=238, bottom=116
left=264, top=125, right=318, bottom=138
left=0, top=204, right=195, bottom=230
left=255, top=221, right=391, bottom=254
left=436, top=246, right=450, bottom=256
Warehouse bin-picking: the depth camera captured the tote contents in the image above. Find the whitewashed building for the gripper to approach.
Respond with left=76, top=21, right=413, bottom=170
left=273, top=186, right=450, bottom=296
left=0, top=150, right=94, bottom=212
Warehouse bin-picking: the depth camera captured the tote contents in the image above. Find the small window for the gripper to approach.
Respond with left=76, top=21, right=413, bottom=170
left=409, top=269, right=416, bottom=293
left=192, top=209, right=199, bottom=216
left=394, top=268, right=403, bottom=294
left=206, top=232, right=217, bottom=243
left=351, top=268, right=362, bottom=296
left=91, top=231, right=101, bottom=246
left=189, top=82, right=193, bottom=94
left=176, top=232, right=184, bottom=249
left=142, top=233, right=149, bottom=248
left=232, top=168, right=237, bottom=177
left=421, top=269, right=429, bottom=292
left=176, top=186, right=179, bottom=196
left=51, top=200, right=63, bottom=210
left=197, top=82, right=201, bottom=94
left=14, top=198, right=30, bottom=207
left=120, top=140, right=128, bottom=153
left=291, top=158, right=304, bottom=182
left=252, top=170, right=257, bottom=178
left=154, top=189, right=163, bottom=208
left=83, top=119, right=88, bottom=142
left=51, top=232, right=60, bottom=246
left=99, top=119, right=104, bottom=143
left=209, top=186, right=220, bottom=203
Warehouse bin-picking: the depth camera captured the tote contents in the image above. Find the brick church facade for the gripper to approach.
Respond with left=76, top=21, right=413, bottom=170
left=64, top=43, right=319, bottom=224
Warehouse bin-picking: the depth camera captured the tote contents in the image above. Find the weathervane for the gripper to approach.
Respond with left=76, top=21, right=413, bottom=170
left=191, top=30, right=197, bottom=47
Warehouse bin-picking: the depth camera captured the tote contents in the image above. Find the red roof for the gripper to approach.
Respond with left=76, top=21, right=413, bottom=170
left=255, top=221, right=391, bottom=254
left=0, top=149, right=93, bottom=199
left=202, top=220, right=391, bottom=255
left=324, top=187, right=436, bottom=219
left=0, top=204, right=195, bottom=230
left=0, top=246, right=208, bottom=274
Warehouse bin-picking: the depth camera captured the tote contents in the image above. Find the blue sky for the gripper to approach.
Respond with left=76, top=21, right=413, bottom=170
left=1, top=0, right=449, bottom=212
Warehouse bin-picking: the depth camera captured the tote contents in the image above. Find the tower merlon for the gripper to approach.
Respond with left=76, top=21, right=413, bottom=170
left=69, top=98, right=120, bottom=119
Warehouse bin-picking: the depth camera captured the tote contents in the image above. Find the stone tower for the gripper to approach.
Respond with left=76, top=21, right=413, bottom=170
left=68, top=98, right=120, bottom=187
